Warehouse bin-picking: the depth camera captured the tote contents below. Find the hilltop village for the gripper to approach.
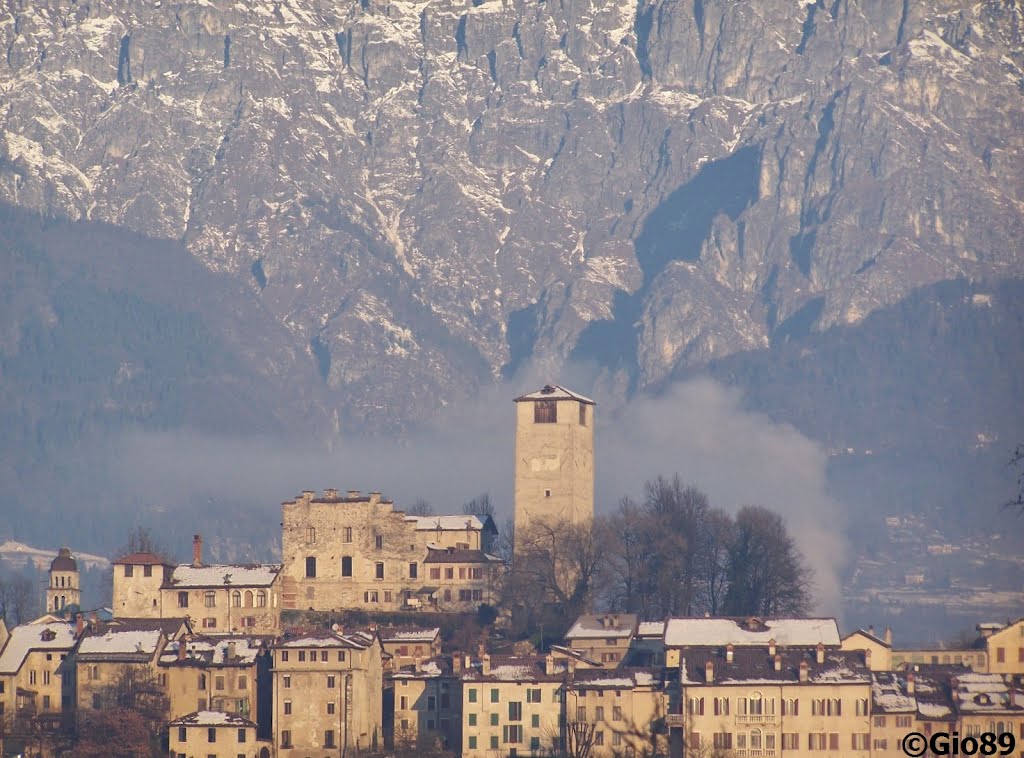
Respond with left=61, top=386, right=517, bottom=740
left=0, top=386, right=1022, bottom=757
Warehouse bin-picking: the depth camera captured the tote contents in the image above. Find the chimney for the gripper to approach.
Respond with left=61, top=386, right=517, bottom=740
left=369, top=491, right=382, bottom=504
left=816, top=643, right=825, bottom=664
left=452, top=655, right=463, bottom=675
left=192, top=534, right=203, bottom=567
left=884, top=626, right=893, bottom=646
left=865, top=649, right=872, bottom=668
left=868, top=625, right=875, bottom=638
left=799, top=660, right=808, bottom=682
left=481, top=654, right=491, bottom=675
left=75, top=613, right=85, bottom=636
left=227, top=641, right=236, bottom=661
left=906, top=671, right=915, bottom=695
left=324, top=488, right=339, bottom=499
left=768, top=638, right=776, bottom=657
left=301, top=490, right=315, bottom=501
left=726, top=644, right=734, bottom=663
left=705, top=660, right=714, bottom=683
left=347, top=489, right=361, bottom=498
left=774, top=654, right=782, bottom=672
left=178, top=641, right=187, bottom=661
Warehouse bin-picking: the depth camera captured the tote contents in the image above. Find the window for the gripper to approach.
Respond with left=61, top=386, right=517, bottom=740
left=238, top=728, right=247, bottom=742
left=43, top=671, right=50, bottom=685
left=283, top=675, right=291, bottom=689
left=207, top=727, right=216, bottom=743
left=256, top=590, right=266, bottom=607
left=124, top=564, right=134, bottom=577
left=280, top=651, right=289, bottom=662
left=873, top=715, right=886, bottom=727
left=238, top=676, right=247, bottom=689
left=375, top=562, right=385, bottom=579
left=490, top=735, right=499, bottom=749
left=713, top=733, right=733, bottom=749
left=829, top=733, right=840, bottom=751
left=327, top=702, right=336, bottom=715
left=808, top=733, right=826, bottom=750
left=532, top=714, right=540, bottom=728
left=782, top=733, right=799, bottom=750
left=409, top=562, right=418, bottom=579
left=534, top=400, right=557, bottom=423
left=468, top=688, right=477, bottom=703
left=375, top=535, right=383, bottom=550
left=232, top=590, right=241, bottom=607
left=325, top=730, right=336, bottom=748
left=996, top=647, right=1005, bottom=663
left=595, top=706, right=604, bottom=721
left=852, top=733, right=870, bottom=750
left=337, top=651, right=346, bottom=662
left=527, top=688, right=541, bottom=703
left=244, top=590, right=253, bottom=607
left=178, top=726, right=187, bottom=741
left=199, top=673, right=208, bottom=689
left=144, top=564, right=153, bottom=577
left=509, top=701, right=522, bottom=721
left=92, top=693, right=101, bottom=708
left=327, top=675, right=336, bottom=689
left=490, top=713, right=499, bottom=726
left=782, top=697, right=798, bottom=715
left=305, top=526, right=316, bottom=543
left=688, top=697, right=705, bottom=715
left=215, top=676, right=225, bottom=691
left=595, top=731, right=604, bottom=746
left=445, top=567, right=454, bottom=579
left=468, top=712, right=477, bottom=726
left=503, top=725, right=523, bottom=744
left=321, top=650, right=328, bottom=662
left=579, top=404, right=587, bottom=425
left=203, top=617, right=216, bottom=629
left=468, top=736, right=477, bottom=749
left=577, top=706, right=587, bottom=721
left=298, top=650, right=306, bottom=662
left=490, top=688, right=500, bottom=703
left=42, top=695, right=50, bottom=709
left=874, top=739, right=889, bottom=750
left=305, top=556, right=316, bottom=578
left=714, top=697, right=730, bottom=715
left=284, top=700, right=292, bottom=715
left=242, top=616, right=256, bottom=627
left=896, top=715, right=912, bottom=728
left=856, top=697, right=868, bottom=716
left=341, top=556, right=353, bottom=577
left=204, top=591, right=216, bottom=607
left=280, top=730, right=291, bottom=748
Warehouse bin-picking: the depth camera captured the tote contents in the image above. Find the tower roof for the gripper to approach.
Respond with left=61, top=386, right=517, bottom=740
left=50, top=547, right=77, bottom=572
left=513, top=384, right=595, bottom=405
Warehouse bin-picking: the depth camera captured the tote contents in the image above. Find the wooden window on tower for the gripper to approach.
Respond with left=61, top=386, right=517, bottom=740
left=534, top=400, right=557, bottom=423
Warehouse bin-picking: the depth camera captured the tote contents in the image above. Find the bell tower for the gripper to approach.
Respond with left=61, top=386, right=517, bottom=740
left=48, top=547, right=81, bottom=613
left=513, top=384, right=594, bottom=551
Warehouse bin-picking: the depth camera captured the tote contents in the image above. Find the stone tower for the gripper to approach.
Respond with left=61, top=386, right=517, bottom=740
left=47, top=547, right=81, bottom=613
left=513, top=385, right=595, bottom=550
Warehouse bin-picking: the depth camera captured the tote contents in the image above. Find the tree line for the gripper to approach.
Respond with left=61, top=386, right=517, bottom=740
left=501, top=475, right=813, bottom=640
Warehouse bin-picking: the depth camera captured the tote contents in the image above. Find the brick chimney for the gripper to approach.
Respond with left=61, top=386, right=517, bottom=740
left=906, top=671, right=915, bottom=695
left=768, top=638, right=776, bottom=657
left=705, top=660, right=714, bottom=683
left=774, top=654, right=782, bottom=672
left=816, top=643, right=825, bottom=664
left=75, top=613, right=84, bottom=636
left=452, top=655, right=463, bottom=675
left=726, top=644, right=734, bottom=663
left=799, top=660, right=808, bottom=682
left=178, top=641, right=187, bottom=661
left=192, top=534, right=203, bottom=567
left=481, top=654, right=491, bottom=675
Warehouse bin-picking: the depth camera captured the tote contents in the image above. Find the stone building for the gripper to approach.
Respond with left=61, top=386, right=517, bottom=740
left=271, top=629, right=384, bottom=755
left=169, top=710, right=271, bottom=758
left=0, top=620, right=77, bottom=732
left=379, top=627, right=442, bottom=669
left=280, top=489, right=499, bottom=613
left=388, top=656, right=460, bottom=752
left=566, top=667, right=668, bottom=757
left=564, top=613, right=638, bottom=668
left=111, top=536, right=283, bottom=633
left=46, top=548, right=80, bottom=614
left=158, top=635, right=272, bottom=735
left=513, top=385, right=595, bottom=551
left=841, top=628, right=893, bottom=672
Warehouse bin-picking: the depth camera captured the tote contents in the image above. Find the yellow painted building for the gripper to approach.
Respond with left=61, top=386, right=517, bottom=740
left=566, top=668, right=668, bottom=757
left=0, top=621, right=77, bottom=732
left=168, top=710, right=271, bottom=758
left=389, top=657, right=460, bottom=752
left=564, top=613, right=638, bottom=668
left=271, top=629, right=383, bottom=755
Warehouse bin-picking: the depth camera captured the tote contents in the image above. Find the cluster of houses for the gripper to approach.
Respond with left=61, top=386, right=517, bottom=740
left=1, top=386, right=1022, bottom=756
left=0, top=539, right=1022, bottom=757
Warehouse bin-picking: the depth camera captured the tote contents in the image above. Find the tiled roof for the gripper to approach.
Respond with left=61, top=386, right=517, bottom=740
left=113, top=551, right=173, bottom=566
left=680, top=648, right=869, bottom=686
left=513, top=385, right=595, bottom=404
left=167, top=564, right=281, bottom=588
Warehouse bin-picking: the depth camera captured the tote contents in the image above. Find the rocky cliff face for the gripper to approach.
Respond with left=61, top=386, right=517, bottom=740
left=1, top=0, right=1022, bottom=428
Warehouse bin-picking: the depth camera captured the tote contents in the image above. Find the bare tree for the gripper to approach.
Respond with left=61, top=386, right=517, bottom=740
left=564, top=720, right=598, bottom=758
left=0, top=574, right=35, bottom=625
left=116, top=526, right=169, bottom=560
left=724, top=505, right=812, bottom=616
left=407, top=498, right=434, bottom=516
left=1007, top=445, right=1024, bottom=512
left=462, top=492, right=496, bottom=519
left=697, top=509, right=734, bottom=615
left=494, top=517, right=515, bottom=565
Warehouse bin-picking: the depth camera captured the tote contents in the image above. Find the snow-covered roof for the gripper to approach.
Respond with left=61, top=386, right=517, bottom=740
left=664, top=617, right=840, bottom=647
left=169, top=564, right=282, bottom=588
left=160, top=637, right=263, bottom=666
left=170, top=710, right=257, bottom=728
left=406, top=515, right=486, bottom=531
left=514, top=384, right=595, bottom=404
left=573, top=668, right=662, bottom=689
left=389, top=658, right=447, bottom=679
left=638, top=621, right=666, bottom=638
left=0, top=623, right=76, bottom=673
left=78, top=629, right=163, bottom=661
left=462, top=655, right=561, bottom=683
left=565, top=614, right=637, bottom=640
left=380, top=627, right=440, bottom=644
left=275, top=630, right=375, bottom=650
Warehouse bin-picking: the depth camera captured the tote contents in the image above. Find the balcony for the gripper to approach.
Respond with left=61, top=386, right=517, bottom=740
left=734, top=714, right=777, bottom=725
left=736, top=750, right=776, bottom=758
